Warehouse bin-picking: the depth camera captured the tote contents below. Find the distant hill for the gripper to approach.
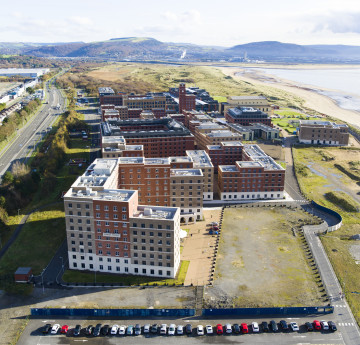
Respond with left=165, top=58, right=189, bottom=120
left=1, top=38, right=360, bottom=63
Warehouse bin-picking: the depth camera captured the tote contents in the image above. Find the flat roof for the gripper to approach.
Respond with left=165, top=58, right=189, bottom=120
left=237, top=161, right=262, bottom=168
left=170, top=169, right=203, bottom=176
left=186, top=150, right=213, bottom=168
left=145, top=157, right=171, bottom=165
left=66, top=188, right=136, bottom=201
left=170, top=156, right=192, bottom=163
left=218, top=165, right=238, bottom=172
left=229, top=96, right=267, bottom=100
left=243, top=144, right=284, bottom=171
left=118, top=157, right=145, bottom=164
left=221, top=141, right=243, bottom=147
left=207, top=130, right=240, bottom=138
left=132, top=205, right=178, bottom=220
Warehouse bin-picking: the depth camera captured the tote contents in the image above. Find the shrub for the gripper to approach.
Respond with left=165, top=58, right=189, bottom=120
left=324, top=191, right=359, bottom=212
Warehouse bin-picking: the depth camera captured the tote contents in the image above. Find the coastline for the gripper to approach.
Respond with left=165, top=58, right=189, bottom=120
left=218, top=66, right=360, bottom=128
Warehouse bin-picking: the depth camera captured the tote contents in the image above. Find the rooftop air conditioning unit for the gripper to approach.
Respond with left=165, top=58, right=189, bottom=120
left=144, top=208, right=153, bottom=216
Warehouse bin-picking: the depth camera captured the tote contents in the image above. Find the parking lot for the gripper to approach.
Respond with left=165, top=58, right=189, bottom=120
left=19, top=317, right=345, bottom=345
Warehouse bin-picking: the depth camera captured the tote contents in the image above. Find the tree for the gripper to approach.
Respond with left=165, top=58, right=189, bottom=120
left=2, top=171, right=14, bottom=185
left=26, top=87, right=35, bottom=94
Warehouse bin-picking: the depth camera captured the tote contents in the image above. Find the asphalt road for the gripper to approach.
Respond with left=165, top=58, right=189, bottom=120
left=20, top=317, right=345, bottom=345
left=0, top=78, right=66, bottom=178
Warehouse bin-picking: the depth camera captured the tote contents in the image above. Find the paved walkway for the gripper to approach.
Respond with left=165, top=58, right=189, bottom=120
left=182, top=208, right=222, bottom=286
left=304, top=225, right=360, bottom=345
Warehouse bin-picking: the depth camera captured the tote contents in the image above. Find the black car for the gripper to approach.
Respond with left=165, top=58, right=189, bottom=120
left=150, top=324, right=158, bottom=334
left=73, top=325, right=82, bottom=336
left=261, top=321, right=269, bottom=332
left=85, top=325, right=94, bottom=336
left=100, top=325, right=109, bottom=336
left=305, top=322, right=314, bottom=331
left=280, top=320, right=289, bottom=331
left=93, top=324, right=101, bottom=336
left=42, top=324, right=52, bottom=334
left=328, top=321, right=337, bottom=332
left=233, top=323, right=240, bottom=334
left=185, top=324, right=192, bottom=334
left=270, top=320, right=278, bottom=332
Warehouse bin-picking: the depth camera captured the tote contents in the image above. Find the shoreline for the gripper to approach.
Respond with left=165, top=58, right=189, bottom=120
left=218, top=67, right=360, bottom=128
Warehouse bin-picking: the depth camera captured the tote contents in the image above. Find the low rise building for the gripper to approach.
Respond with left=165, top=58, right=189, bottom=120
left=228, top=123, right=280, bottom=141
left=196, top=130, right=243, bottom=150
left=298, top=120, right=349, bottom=146
left=220, top=96, right=272, bottom=115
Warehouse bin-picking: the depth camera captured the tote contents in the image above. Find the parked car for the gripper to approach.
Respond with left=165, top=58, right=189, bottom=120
left=305, top=322, right=314, bottom=331
left=206, top=325, right=213, bottom=334
left=85, top=325, right=93, bottom=336
left=134, top=324, right=141, bottom=335
left=280, top=320, right=289, bottom=331
left=313, top=320, right=321, bottom=330
left=168, top=324, right=176, bottom=336
left=252, top=322, right=259, bottom=333
left=290, top=322, right=299, bottom=331
left=186, top=324, right=192, bottom=334
left=100, top=325, right=109, bottom=336
left=73, top=325, right=82, bottom=336
left=118, top=325, right=126, bottom=335
left=197, top=325, right=204, bottom=336
left=321, top=321, right=329, bottom=330
left=270, top=320, right=278, bottom=332
left=261, top=321, right=269, bottom=332
left=60, top=325, right=68, bottom=334
left=143, top=324, right=150, bottom=334
left=176, top=325, right=184, bottom=335
left=241, top=323, right=248, bottom=334
left=216, top=324, right=223, bottom=334
left=126, top=325, right=134, bottom=335
left=160, top=324, right=167, bottom=335
left=51, top=324, right=60, bottom=334
left=225, top=323, right=232, bottom=334
left=93, top=324, right=101, bottom=337
left=110, top=325, right=119, bottom=335
left=233, top=323, right=240, bottom=334
left=212, top=226, right=219, bottom=230
left=211, top=222, right=219, bottom=226
left=150, top=324, right=158, bottom=334
left=42, top=324, right=52, bottom=334
left=328, top=321, right=337, bottom=332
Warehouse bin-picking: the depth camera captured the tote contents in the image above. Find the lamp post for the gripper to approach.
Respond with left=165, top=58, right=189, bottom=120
left=60, top=256, right=64, bottom=272
left=41, top=269, right=45, bottom=294
left=17, top=209, right=20, bottom=216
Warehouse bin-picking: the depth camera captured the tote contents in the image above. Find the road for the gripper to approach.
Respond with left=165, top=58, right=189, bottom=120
left=0, top=77, right=66, bottom=178
left=20, top=316, right=345, bottom=345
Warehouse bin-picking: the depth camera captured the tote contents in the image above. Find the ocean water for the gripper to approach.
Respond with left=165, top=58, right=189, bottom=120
left=252, top=68, right=360, bottom=112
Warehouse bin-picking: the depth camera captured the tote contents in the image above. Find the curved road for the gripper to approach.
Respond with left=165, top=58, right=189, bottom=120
left=0, top=76, right=66, bottom=178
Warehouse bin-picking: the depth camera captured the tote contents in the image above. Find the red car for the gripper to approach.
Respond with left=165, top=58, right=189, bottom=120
left=216, top=324, right=223, bottom=334
left=60, top=325, right=69, bottom=334
left=313, top=320, right=321, bottom=330
left=241, top=323, right=248, bottom=334
left=212, top=226, right=219, bottom=231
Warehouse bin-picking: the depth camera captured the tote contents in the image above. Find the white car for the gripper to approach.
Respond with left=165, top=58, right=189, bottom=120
left=118, top=325, right=126, bottom=335
left=143, top=324, right=150, bottom=333
left=110, top=325, right=119, bottom=335
left=252, top=322, right=259, bottom=332
left=197, top=325, right=204, bottom=335
left=168, top=324, right=176, bottom=335
left=290, top=322, right=299, bottom=331
left=321, top=321, right=329, bottom=330
left=176, top=325, right=184, bottom=335
left=225, top=323, right=232, bottom=333
left=160, top=324, right=167, bottom=335
left=51, top=324, right=60, bottom=334
left=206, top=325, right=213, bottom=334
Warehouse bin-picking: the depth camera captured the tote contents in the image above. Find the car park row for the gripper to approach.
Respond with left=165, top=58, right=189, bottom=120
left=42, top=319, right=337, bottom=336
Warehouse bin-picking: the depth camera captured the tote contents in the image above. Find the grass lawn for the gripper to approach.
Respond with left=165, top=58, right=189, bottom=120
left=62, top=260, right=190, bottom=286
left=293, top=146, right=360, bottom=324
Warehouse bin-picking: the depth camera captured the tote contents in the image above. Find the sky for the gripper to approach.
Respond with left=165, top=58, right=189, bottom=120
left=2, top=0, right=360, bottom=46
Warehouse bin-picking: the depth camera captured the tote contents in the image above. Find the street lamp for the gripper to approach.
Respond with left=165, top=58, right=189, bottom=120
left=41, top=269, right=45, bottom=294
left=60, top=256, right=64, bottom=272
left=17, top=209, right=20, bottom=216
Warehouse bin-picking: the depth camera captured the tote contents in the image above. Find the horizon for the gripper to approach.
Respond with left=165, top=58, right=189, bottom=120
left=1, top=0, right=360, bottom=46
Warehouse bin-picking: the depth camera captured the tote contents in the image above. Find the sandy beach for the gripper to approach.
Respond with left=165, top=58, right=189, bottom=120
left=218, top=66, right=360, bottom=128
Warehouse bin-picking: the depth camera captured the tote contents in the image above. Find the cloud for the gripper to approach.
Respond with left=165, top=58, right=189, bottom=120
left=312, top=12, right=360, bottom=34
left=68, top=16, right=93, bottom=26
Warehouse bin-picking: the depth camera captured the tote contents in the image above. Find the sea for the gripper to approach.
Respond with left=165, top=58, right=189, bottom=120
left=247, top=68, right=360, bottom=112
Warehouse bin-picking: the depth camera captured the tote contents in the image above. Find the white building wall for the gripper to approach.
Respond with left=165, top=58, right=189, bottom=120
left=220, top=191, right=284, bottom=201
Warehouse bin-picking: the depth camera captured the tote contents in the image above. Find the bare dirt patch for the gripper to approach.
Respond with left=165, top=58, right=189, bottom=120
left=205, top=207, right=323, bottom=308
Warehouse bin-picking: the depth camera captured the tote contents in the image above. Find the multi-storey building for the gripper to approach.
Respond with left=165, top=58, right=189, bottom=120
left=101, top=118, right=195, bottom=157
left=102, top=136, right=144, bottom=158
left=206, top=141, right=243, bottom=169
left=298, top=120, right=349, bottom=145
left=228, top=123, right=280, bottom=141
left=218, top=145, right=285, bottom=201
left=178, top=83, right=196, bottom=113
left=196, top=130, right=243, bottom=150
left=220, top=96, right=272, bottom=115
left=225, top=107, right=272, bottom=127
left=64, top=159, right=181, bottom=278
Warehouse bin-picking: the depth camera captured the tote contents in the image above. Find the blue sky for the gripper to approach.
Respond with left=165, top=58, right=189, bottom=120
left=2, top=0, right=360, bottom=46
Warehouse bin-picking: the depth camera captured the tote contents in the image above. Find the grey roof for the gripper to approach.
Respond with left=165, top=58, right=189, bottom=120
left=15, top=267, right=32, bottom=274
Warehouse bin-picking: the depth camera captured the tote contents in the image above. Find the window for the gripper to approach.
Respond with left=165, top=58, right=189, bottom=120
left=68, top=203, right=72, bottom=208
left=122, top=214, right=127, bottom=220
left=122, top=207, right=127, bottom=212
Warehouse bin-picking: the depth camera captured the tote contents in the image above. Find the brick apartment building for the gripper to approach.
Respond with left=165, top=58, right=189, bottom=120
left=220, top=96, right=272, bottom=115
left=206, top=141, right=243, bottom=168
left=102, top=136, right=144, bottom=158
left=298, top=120, right=349, bottom=146
left=64, top=159, right=181, bottom=278
left=196, top=129, right=243, bottom=150
left=101, top=118, right=195, bottom=157
left=218, top=145, right=285, bottom=201
left=225, top=107, right=272, bottom=127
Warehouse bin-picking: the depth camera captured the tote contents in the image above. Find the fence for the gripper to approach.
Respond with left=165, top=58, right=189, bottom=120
left=202, top=306, right=333, bottom=317
left=311, top=201, right=342, bottom=232
left=31, top=308, right=195, bottom=318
